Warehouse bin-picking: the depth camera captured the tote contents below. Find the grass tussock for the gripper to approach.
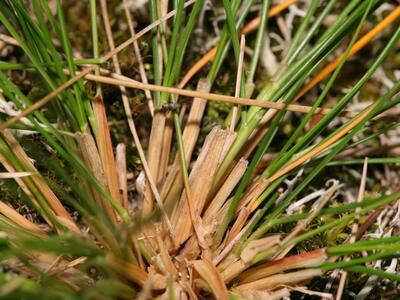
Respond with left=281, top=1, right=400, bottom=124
left=0, top=0, right=400, bottom=299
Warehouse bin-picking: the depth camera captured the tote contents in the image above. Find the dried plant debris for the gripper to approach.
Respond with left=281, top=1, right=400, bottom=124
left=0, top=0, right=400, bottom=299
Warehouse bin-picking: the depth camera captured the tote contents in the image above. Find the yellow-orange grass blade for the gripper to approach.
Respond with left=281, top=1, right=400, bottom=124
left=296, top=7, right=400, bottom=100
left=92, top=95, right=123, bottom=208
left=250, top=102, right=378, bottom=212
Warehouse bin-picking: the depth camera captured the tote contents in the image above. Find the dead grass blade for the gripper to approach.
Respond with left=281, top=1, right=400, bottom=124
left=0, top=172, right=35, bottom=179
left=106, top=255, right=149, bottom=287
left=0, top=201, right=45, bottom=234
left=220, top=235, right=281, bottom=283
left=192, top=259, right=229, bottom=300
left=116, top=143, right=129, bottom=209
left=170, top=127, right=235, bottom=249
left=234, top=268, right=323, bottom=291
left=99, top=0, right=173, bottom=235
left=230, top=35, right=245, bottom=131
left=213, top=210, right=261, bottom=266
left=92, top=95, right=123, bottom=208
left=204, top=158, right=248, bottom=220
left=122, top=0, right=154, bottom=116
left=82, top=74, right=360, bottom=118
left=161, top=78, right=211, bottom=213
left=75, top=132, right=118, bottom=223
left=0, top=33, right=19, bottom=46
left=239, top=248, right=327, bottom=284
left=237, top=178, right=270, bottom=214
left=2, top=131, right=80, bottom=233
left=144, top=112, right=166, bottom=216
left=158, top=113, right=173, bottom=181
left=155, top=226, right=177, bottom=276
left=178, top=168, right=249, bottom=262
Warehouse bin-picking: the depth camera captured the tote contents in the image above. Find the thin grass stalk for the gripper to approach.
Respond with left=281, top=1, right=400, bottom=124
left=172, top=112, right=204, bottom=248
left=268, top=0, right=375, bottom=171
left=246, top=0, right=270, bottom=86
left=248, top=79, right=400, bottom=246
left=229, top=35, right=245, bottom=131
left=178, top=0, right=297, bottom=88
left=99, top=0, right=173, bottom=234
left=122, top=0, right=154, bottom=116
left=55, top=0, right=88, bottom=132
left=0, top=75, right=129, bottom=224
left=266, top=20, right=400, bottom=179
left=72, top=73, right=362, bottom=117
left=296, top=6, right=400, bottom=100
left=284, top=0, right=337, bottom=65
left=215, top=0, right=386, bottom=183
left=253, top=120, right=398, bottom=259
left=157, top=0, right=204, bottom=181
left=0, top=2, right=79, bottom=131
left=344, top=265, right=400, bottom=282
left=160, top=0, right=185, bottom=104
left=149, top=0, right=162, bottom=107
left=0, top=1, right=197, bottom=132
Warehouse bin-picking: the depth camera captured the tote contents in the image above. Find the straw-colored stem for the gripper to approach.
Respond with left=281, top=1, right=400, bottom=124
left=81, top=74, right=360, bottom=117
left=123, top=0, right=154, bottom=116
left=230, top=35, right=245, bottom=131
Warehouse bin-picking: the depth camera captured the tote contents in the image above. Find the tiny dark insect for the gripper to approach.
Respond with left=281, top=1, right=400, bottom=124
left=158, top=102, right=180, bottom=113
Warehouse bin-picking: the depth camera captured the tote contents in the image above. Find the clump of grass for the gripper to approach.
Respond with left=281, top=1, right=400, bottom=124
left=0, top=0, right=400, bottom=299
